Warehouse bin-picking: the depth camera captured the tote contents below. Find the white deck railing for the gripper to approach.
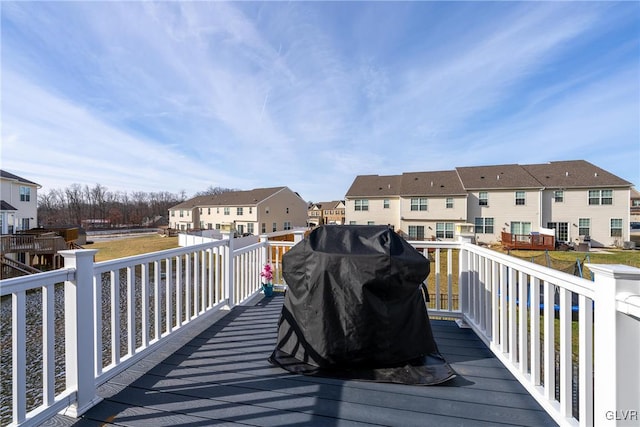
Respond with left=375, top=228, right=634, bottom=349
left=2, top=234, right=639, bottom=427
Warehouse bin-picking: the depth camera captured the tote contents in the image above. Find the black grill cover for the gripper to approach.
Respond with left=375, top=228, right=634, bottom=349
left=268, top=225, right=455, bottom=385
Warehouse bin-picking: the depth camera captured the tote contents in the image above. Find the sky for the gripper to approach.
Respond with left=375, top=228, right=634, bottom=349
left=1, top=1, right=639, bottom=203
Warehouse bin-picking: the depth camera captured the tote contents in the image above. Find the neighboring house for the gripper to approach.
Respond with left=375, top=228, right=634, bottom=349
left=308, top=201, right=345, bottom=226
left=522, top=160, right=632, bottom=247
left=345, top=160, right=633, bottom=247
left=0, top=170, right=40, bottom=234
left=345, top=170, right=468, bottom=240
left=168, top=186, right=307, bottom=235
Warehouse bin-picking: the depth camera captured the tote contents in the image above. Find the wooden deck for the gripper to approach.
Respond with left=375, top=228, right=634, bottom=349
left=44, top=294, right=557, bottom=427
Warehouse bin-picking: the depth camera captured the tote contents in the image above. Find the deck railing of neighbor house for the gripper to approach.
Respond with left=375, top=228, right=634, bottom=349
left=1, top=231, right=639, bottom=427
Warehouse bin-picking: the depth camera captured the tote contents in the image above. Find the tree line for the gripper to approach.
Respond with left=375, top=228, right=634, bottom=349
left=37, top=184, right=237, bottom=229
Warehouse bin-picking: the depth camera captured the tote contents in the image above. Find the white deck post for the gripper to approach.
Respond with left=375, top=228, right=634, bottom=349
left=223, top=233, right=235, bottom=308
left=588, top=264, right=640, bottom=426
left=260, top=234, right=268, bottom=267
left=59, top=249, right=102, bottom=417
left=293, top=230, right=305, bottom=244
left=458, top=244, right=470, bottom=316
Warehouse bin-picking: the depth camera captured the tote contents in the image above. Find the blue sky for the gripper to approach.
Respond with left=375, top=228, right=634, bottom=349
left=2, top=1, right=638, bottom=202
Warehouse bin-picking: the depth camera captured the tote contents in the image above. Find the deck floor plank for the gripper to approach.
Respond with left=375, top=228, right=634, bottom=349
left=44, top=295, right=557, bottom=427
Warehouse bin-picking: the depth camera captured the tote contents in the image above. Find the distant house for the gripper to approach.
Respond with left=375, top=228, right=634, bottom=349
left=346, top=170, right=468, bottom=240
left=0, top=170, right=40, bottom=234
left=308, top=200, right=345, bottom=227
left=345, top=160, right=633, bottom=247
left=168, top=186, right=308, bottom=235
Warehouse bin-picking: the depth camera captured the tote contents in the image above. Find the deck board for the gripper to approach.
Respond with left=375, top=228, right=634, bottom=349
left=44, top=294, right=557, bottom=427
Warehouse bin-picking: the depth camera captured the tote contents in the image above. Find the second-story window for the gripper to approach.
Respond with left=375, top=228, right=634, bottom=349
left=179, top=210, right=184, bottom=218
left=272, top=222, right=277, bottom=232
left=284, top=221, right=291, bottom=230
left=354, top=199, right=369, bottom=211
left=554, top=190, right=564, bottom=202
left=237, top=207, right=243, bottom=215
left=19, top=186, right=31, bottom=202
left=446, top=197, right=454, bottom=209
left=515, top=191, right=526, bottom=206
left=383, top=199, right=390, bottom=209
left=208, top=208, right=211, bottom=214
left=479, top=192, right=488, bottom=206
left=410, top=198, right=427, bottom=211
left=224, top=207, right=230, bottom=215
left=589, top=189, right=613, bottom=205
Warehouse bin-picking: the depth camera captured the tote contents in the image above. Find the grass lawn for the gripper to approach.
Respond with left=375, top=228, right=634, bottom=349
left=88, top=234, right=180, bottom=262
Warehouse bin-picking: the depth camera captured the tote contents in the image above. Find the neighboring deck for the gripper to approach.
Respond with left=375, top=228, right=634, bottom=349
left=45, top=294, right=556, bottom=427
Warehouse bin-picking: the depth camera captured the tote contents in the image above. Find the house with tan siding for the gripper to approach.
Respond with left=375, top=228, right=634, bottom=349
left=168, top=187, right=307, bottom=235
left=345, top=171, right=468, bottom=240
left=345, top=160, right=633, bottom=247
left=0, top=170, right=40, bottom=234
left=308, top=200, right=346, bottom=226
left=522, top=160, right=631, bottom=247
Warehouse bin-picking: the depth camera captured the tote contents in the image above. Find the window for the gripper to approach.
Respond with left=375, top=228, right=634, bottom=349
left=478, top=192, right=488, bottom=206
left=216, top=223, right=221, bottom=229
left=21, top=218, right=30, bottom=230
left=589, top=189, right=613, bottom=205
left=224, top=207, right=230, bottom=215
left=200, top=221, right=204, bottom=229
left=19, top=186, right=31, bottom=202
left=408, top=225, right=425, bottom=240
left=199, top=208, right=202, bottom=214
left=515, top=191, right=525, bottom=206
left=383, top=199, right=390, bottom=209
left=446, top=198, right=454, bottom=209
left=474, top=217, right=494, bottom=234
left=410, top=198, right=428, bottom=211
left=179, top=210, right=184, bottom=218
left=354, top=199, right=369, bottom=211
left=261, top=223, right=266, bottom=233
left=633, top=200, right=640, bottom=207
left=554, top=191, right=564, bottom=203
left=610, top=218, right=623, bottom=237
left=436, top=222, right=454, bottom=239
left=207, top=223, right=212, bottom=229
left=237, top=207, right=243, bottom=215
left=578, top=218, right=590, bottom=236
left=349, top=221, right=357, bottom=225
left=247, top=223, right=254, bottom=234
left=171, top=211, right=175, bottom=217
left=284, top=221, right=291, bottom=230
left=367, top=221, right=375, bottom=225
left=510, top=221, right=531, bottom=235
left=208, top=208, right=211, bottom=215
left=272, top=222, right=277, bottom=232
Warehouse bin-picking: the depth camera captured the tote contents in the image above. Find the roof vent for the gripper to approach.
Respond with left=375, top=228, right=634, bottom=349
left=565, top=171, right=569, bottom=177
left=430, top=181, right=433, bottom=187
left=497, top=175, right=500, bottom=180
left=388, top=184, right=391, bottom=189
left=594, top=172, right=598, bottom=177
left=480, top=176, right=485, bottom=179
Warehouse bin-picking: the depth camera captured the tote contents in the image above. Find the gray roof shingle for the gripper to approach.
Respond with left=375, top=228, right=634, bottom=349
left=521, top=160, right=632, bottom=188
left=171, top=187, right=287, bottom=210
left=455, top=164, right=542, bottom=190
left=0, top=170, right=40, bottom=186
